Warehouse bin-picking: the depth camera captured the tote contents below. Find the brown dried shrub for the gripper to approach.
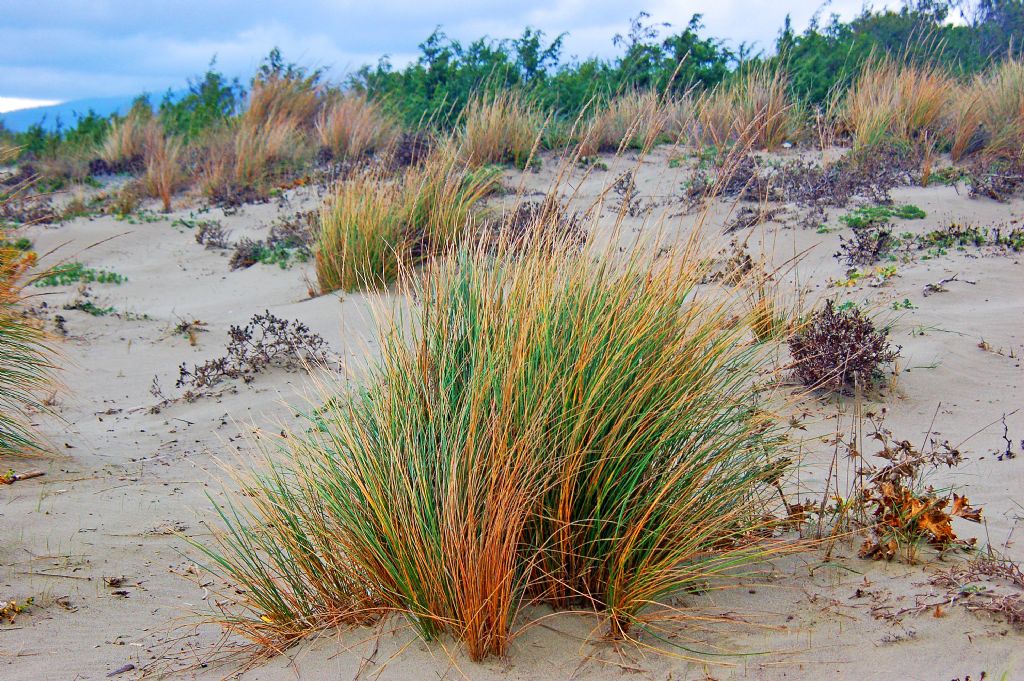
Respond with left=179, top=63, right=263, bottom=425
left=788, top=300, right=899, bottom=391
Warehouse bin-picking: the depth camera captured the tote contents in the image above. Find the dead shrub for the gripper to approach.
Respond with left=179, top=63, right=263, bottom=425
left=788, top=300, right=899, bottom=391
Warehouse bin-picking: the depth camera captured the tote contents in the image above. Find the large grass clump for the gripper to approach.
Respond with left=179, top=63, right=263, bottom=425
left=459, top=91, right=543, bottom=169
left=197, top=233, right=790, bottom=660
left=694, top=64, right=802, bottom=150
left=142, top=125, right=184, bottom=212
left=844, top=57, right=952, bottom=148
left=199, top=70, right=322, bottom=200
left=952, top=56, right=1024, bottom=160
left=315, top=149, right=500, bottom=292
left=100, top=112, right=152, bottom=171
left=1, top=186, right=58, bottom=456
left=315, top=92, right=399, bottom=161
left=577, top=91, right=669, bottom=156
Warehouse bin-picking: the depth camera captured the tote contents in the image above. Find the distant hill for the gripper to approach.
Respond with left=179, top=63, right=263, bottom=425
left=1, top=96, right=137, bottom=133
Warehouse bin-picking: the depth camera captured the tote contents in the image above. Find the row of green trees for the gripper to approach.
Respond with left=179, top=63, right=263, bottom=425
left=3, top=1, right=1022, bottom=160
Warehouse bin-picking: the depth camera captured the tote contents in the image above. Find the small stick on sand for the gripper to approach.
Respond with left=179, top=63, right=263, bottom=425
left=1, top=470, right=45, bottom=485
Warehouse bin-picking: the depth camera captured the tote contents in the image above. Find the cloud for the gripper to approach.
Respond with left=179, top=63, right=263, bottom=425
left=0, top=97, right=63, bottom=114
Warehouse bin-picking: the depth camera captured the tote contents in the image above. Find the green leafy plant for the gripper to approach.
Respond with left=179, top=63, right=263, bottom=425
left=839, top=204, right=925, bottom=230
left=34, top=262, right=127, bottom=287
left=0, top=237, right=32, bottom=252
left=64, top=300, right=116, bottom=316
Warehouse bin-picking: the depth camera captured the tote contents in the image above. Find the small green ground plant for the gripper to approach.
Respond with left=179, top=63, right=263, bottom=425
left=34, top=262, right=126, bottom=287
left=839, top=204, right=926, bottom=230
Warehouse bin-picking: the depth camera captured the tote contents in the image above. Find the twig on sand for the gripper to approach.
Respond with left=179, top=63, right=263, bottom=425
left=923, top=273, right=976, bottom=296
left=0, top=469, right=45, bottom=485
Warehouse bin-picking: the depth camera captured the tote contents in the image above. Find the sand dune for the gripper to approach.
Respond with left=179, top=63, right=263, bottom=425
left=2, top=146, right=1022, bottom=680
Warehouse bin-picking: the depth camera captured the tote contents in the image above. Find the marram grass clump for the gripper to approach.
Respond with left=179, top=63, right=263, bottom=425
left=196, top=236, right=791, bottom=661
left=315, top=149, right=500, bottom=293
left=1, top=194, right=58, bottom=456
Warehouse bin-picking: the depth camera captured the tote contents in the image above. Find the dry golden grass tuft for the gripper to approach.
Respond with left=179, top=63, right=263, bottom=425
left=459, top=90, right=544, bottom=168
left=947, top=82, right=982, bottom=162
left=315, top=92, right=398, bottom=161
left=0, top=174, right=59, bottom=457
left=577, top=90, right=668, bottom=156
left=197, top=73, right=324, bottom=200
left=844, top=58, right=952, bottom=148
left=694, top=64, right=802, bottom=150
left=142, top=125, right=184, bottom=212
left=101, top=113, right=151, bottom=168
left=247, top=74, right=322, bottom=133
left=315, top=170, right=406, bottom=292
left=972, top=56, right=1024, bottom=159
left=315, top=145, right=500, bottom=292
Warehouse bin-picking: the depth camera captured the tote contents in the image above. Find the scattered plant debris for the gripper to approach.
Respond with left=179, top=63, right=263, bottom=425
left=268, top=210, right=316, bottom=251
left=0, top=236, right=33, bottom=251
left=997, top=414, right=1017, bottom=461
left=923, top=273, right=976, bottom=296
left=0, top=597, right=33, bottom=623
left=173, top=319, right=209, bottom=346
left=915, top=223, right=1024, bottom=255
left=176, top=311, right=328, bottom=395
left=207, top=183, right=270, bottom=212
left=781, top=143, right=921, bottom=207
left=836, top=223, right=897, bottom=266
left=193, top=220, right=231, bottom=249
left=927, top=555, right=1024, bottom=628
left=967, top=158, right=1024, bottom=201
left=88, top=156, right=143, bottom=176
left=227, top=217, right=313, bottom=270
left=857, top=422, right=982, bottom=561
left=63, top=300, right=116, bottom=317
left=700, top=239, right=753, bottom=284
left=388, top=131, right=433, bottom=169
left=482, top=197, right=587, bottom=253
left=0, top=194, right=58, bottom=226
left=832, top=264, right=899, bottom=288
left=725, top=205, right=783, bottom=233
left=1, top=469, right=45, bottom=485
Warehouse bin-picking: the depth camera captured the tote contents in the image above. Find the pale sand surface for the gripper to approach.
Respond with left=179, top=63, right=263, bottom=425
left=2, top=146, right=1022, bottom=679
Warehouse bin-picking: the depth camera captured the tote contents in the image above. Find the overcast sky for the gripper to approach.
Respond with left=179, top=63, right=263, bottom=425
left=1, top=1, right=902, bottom=110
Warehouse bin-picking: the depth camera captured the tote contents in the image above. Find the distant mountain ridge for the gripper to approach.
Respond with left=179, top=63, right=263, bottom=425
left=1, top=96, right=138, bottom=133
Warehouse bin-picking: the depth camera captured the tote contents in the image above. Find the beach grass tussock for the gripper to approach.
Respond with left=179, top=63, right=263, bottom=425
left=459, top=91, right=543, bottom=169
left=197, top=71, right=322, bottom=201
left=578, top=90, right=669, bottom=156
left=143, top=126, right=184, bottom=212
left=0, top=184, right=58, bottom=457
left=971, top=56, right=1024, bottom=160
left=315, top=148, right=500, bottom=292
left=694, top=64, right=801, bottom=150
left=197, top=228, right=791, bottom=659
left=844, top=58, right=952, bottom=149
left=100, top=113, right=151, bottom=172
left=315, top=92, right=398, bottom=161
